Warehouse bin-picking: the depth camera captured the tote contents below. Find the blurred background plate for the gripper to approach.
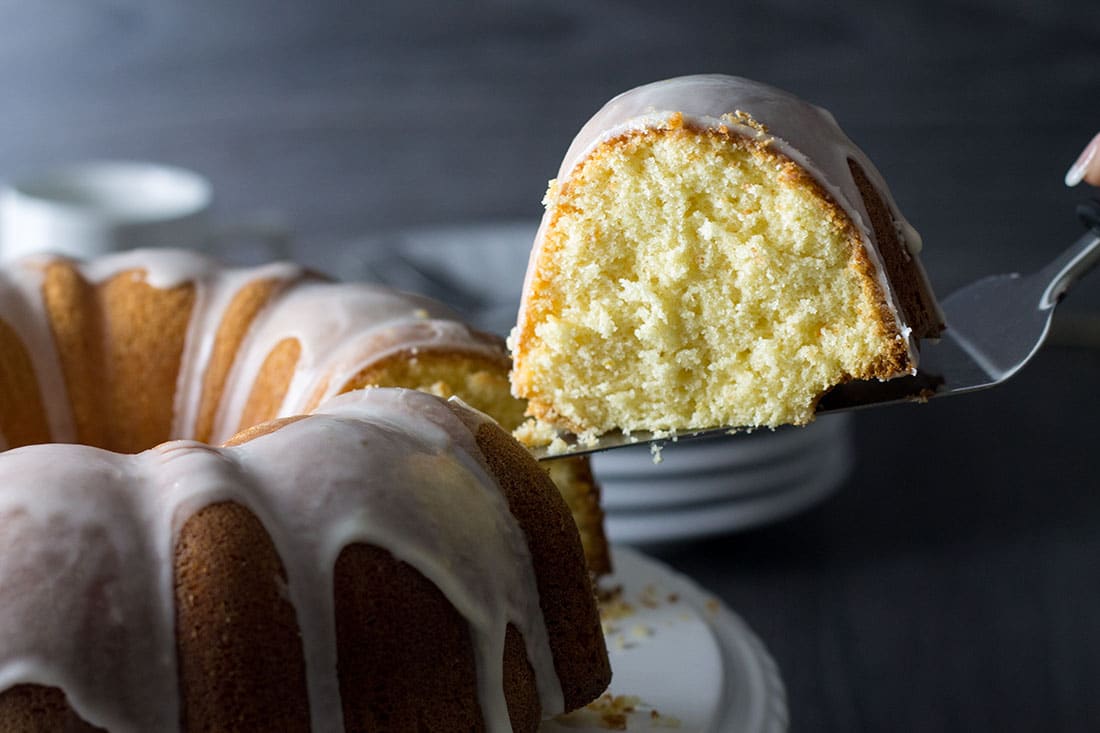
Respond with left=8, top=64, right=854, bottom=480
left=340, top=221, right=537, bottom=335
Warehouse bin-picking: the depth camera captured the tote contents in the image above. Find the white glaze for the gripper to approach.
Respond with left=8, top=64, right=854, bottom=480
left=210, top=279, right=505, bottom=443
left=68, top=249, right=306, bottom=440
left=0, top=249, right=560, bottom=731
left=0, top=249, right=506, bottom=444
left=0, top=389, right=562, bottom=732
left=160, top=260, right=302, bottom=439
left=518, top=74, right=942, bottom=372
left=0, top=258, right=76, bottom=443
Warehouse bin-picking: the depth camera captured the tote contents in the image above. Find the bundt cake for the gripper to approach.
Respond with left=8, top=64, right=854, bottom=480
left=0, top=387, right=610, bottom=731
left=0, top=248, right=608, bottom=575
left=510, top=74, right=944, bottom=438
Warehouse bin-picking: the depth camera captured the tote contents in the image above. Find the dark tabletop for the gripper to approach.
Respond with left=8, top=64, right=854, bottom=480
left=2, top=2, right=1099, bottom=731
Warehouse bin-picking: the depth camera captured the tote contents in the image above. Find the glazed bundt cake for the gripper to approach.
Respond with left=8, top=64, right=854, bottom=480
left=0, top=387, right=610, bottom=731
left=510, top=74, right=944, bottom=438
left=0, top=248, right=608, bottom=575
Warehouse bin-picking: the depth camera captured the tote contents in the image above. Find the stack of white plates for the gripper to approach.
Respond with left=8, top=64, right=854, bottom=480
left=593, top=414, right=854, bottom=545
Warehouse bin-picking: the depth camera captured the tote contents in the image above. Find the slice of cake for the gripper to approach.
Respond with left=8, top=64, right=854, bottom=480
left=510, top=74, right=943, bottom=437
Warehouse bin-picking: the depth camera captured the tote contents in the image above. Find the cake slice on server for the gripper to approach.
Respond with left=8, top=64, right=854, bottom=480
left=510, top=74, right=943, bottom=441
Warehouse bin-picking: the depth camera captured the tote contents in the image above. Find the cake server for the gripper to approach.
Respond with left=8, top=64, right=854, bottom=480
left=532, top=199, right=1100, bottom=460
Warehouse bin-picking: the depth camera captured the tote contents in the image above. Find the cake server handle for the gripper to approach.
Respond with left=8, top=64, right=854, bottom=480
left=1038, top=199, right=1100, bottom=309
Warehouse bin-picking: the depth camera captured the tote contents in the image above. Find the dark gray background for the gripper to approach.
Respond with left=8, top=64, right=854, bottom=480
left=2, top=2, right=1099, bottom=731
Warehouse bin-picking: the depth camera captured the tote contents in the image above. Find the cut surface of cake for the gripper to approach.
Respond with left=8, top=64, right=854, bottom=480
left=0, top=388, right=609, bottom=731
left=510, top=74, right=944, bottom=437
left=0, top=247, right=609, bottom=576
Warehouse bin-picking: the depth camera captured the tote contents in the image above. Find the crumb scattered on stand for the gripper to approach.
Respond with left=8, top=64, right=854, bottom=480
left=649, top=442, right=664, bottom=464
left=639, top=584, right=664, bottom=609
left=597, top=582, right=623, bottom=604
left=580, top=581, right=692, bottom=728
left=553, top=693, right=681, bottom=730
left=598, top=589, right=635, bottom=629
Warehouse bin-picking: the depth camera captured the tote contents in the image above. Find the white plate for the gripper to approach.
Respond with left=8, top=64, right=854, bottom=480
left=590, top=415, right=848, bottom=480
left=600, top=433, right=839, bottom=510
left=543, top=547, right=787, bottom=733
left=604, top=437, right=853, bottom=544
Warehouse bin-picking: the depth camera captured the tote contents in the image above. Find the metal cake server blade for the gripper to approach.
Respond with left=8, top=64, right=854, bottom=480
left=531, top=200, right=1100, bottom=460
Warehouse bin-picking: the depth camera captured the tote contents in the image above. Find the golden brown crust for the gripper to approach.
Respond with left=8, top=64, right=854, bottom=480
left=43, top=262, right=195, bottom=453
left=847, top=158, right=944, bottom=341
left=0, top=684, right=105, bottom=732
left=502, top=623, right=541, bottom=733
left=545, top=457, right=611, bottom=577
left=194, top=277, right=293, bottom=444
left=0, top=319, right=51, bottom=448
left=222, top=414, right=309, bottom=447
left=40, top=260, right=108, bottom=449
left=333, top=543, right=489, bottom=732
left=445, top=404, right=611, bottom=711
left=237, top=337, right=301, bottom=435
left=175, top=501, right=311, bottom=732
left=225, top=404, right=606, bottom=729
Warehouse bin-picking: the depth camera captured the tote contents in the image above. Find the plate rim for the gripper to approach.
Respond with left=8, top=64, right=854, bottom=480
left=600, top=546, right=789, bottom=733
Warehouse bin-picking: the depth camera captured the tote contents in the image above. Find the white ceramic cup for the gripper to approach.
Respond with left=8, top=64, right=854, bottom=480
left=0, top=160, right=289, bottom=261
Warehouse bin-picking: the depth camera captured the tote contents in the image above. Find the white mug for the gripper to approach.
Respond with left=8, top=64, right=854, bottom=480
left=0, top=160, right=290, bottom=262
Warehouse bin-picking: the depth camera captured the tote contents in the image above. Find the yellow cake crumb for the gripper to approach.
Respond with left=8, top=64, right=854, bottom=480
left=511, top=124, right=910, bottom=437
left=554, top=693, right=681, bottom=730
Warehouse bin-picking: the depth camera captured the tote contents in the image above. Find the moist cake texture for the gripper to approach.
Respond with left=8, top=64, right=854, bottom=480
left=510, top=74, right=943, bottom=436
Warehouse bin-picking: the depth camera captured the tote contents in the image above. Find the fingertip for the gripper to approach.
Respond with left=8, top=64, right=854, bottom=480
left=1065, top=132, right=1100, bottom=187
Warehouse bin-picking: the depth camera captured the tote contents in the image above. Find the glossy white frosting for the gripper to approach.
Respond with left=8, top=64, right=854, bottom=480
left=0, top=388, right=562, bottom=731
left=210, top=279, right=503, bottom=444
left=519, top=74, right=938, bottom=371
left=0, top=249, right=560, bottom=730
left=0, top=248, right=507, bottom=447
left=0, top=260, right=75, bottom=442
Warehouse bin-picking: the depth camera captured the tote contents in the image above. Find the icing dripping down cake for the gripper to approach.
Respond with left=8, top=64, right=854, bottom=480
left=0, top=248, right=609, bottom=575
left=0, top=388, right=610, bottom=731
left=0, top=249, right=614, bottom=731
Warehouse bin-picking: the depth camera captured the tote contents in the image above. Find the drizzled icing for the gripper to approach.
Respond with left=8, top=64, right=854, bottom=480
left=0, top=261, right=76, bottom=442
left=210, top=280, right=505, bottom=444
left=0, top=249, right=562, bottom=730
left=0, top=248, right=506, bottom=448
left=519, top=74, right=938, bottom=369
left=0, top=388, right=563, bottom=732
